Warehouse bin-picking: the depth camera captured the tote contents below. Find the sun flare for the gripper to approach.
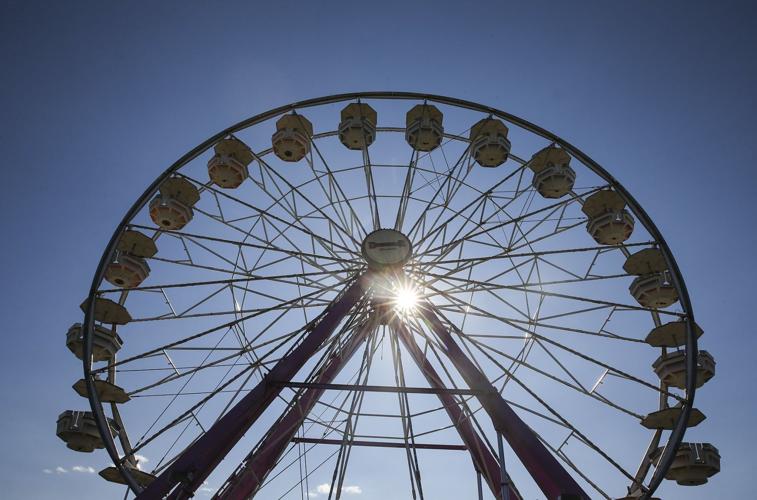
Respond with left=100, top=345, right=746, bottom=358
left=394, top=286, right=419, bottom=314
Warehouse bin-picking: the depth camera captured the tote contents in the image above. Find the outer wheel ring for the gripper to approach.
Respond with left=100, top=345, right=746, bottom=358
left=81, top=91, right=698, bottom=498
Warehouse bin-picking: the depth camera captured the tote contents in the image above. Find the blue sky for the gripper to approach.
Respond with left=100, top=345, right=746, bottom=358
left=1, top=1, right=755, bottom=499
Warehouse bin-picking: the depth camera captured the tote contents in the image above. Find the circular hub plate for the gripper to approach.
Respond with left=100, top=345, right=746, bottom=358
left=361, top=229, right=412, bottom=269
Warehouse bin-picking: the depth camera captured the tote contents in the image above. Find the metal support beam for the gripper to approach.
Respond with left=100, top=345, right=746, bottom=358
left=391, top=320, right=521, bottom=500
left=291, top=437, right=468, bottom=452
left=214, top=315, right=377, bottom=500
left=417, top=305, right=589, bottom=500
left=135, top=275, right=368, bottom=500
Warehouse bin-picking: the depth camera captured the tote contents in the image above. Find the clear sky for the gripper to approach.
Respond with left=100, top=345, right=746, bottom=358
left=1, top=1, right=756, bottom=499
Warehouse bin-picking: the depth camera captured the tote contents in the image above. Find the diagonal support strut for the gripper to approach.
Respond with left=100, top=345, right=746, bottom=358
left=417, top=303, right=589, bottom=500
left=213, top=314, right=379, bottom=499
left=135, top=274, right=369, bottom=500
left=390, top=318, right=522, bottom=500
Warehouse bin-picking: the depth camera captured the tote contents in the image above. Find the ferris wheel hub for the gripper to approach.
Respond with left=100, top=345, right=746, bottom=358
left=361, top=228, right=412, bottom=270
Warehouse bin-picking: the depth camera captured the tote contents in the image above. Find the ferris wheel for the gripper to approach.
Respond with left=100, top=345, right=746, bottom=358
left=58, top=92, right=720, bottom=500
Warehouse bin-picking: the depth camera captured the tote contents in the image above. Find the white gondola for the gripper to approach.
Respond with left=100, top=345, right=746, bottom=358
left=629, top=272, right=678, bottom=308
left=66, top=323, right=123, bottom=361
left=528, top=145, right=575, bottom=197
left=640, top=406, right=706, bottom=430
left=100, top=465, right=156, bottom=487
left=105, top=253, right=150, bottom=289
left=405, top=104, right=443, bottom=152
left=582, top=190, right=634, bottom=245
left=338, top=103, right=377, bottom=150
left=79, top=297, right=131, bottom=325
left=272, top=114, right=313, bottom=162
left=207, top=137, right=254, bottom=188
left=624, top=248, right=678, bottom=308
left=653, top=442, right=720, bottom=486
left=469, top=118, right=510, bottom=167
left=149, top=177, right=200, bottom=230
left=645, top=321, right=704, bottom=348
left=652, top=350, right=716, bottom=389
left=116, top=230, right=157, bottom=258
left=623, top=248, right=666, bottom=275
left=56, top=410, right=119, bottom=453
left=73, top=378, right=130, bottom=404
left=149, top=195, right=192, bottom=230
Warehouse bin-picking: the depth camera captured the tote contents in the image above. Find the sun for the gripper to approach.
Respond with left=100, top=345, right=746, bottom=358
left=394, top=286, right=419, bottom=314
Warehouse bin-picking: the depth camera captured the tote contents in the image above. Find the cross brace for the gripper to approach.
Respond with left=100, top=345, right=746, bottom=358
left=292, top=437, right=468, bottom=452
left=273, top=380, right=489, bottom=396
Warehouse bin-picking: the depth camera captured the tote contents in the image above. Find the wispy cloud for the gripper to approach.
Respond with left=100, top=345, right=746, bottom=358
left=197, top=481, right=214, bottom=496
left=311, top=484, right=362, bottom=496
left=44, top=465, right=96, bottom=475
left=71, top=466, right=96, bottom=474
left=316, top=484, right=331, bottom=494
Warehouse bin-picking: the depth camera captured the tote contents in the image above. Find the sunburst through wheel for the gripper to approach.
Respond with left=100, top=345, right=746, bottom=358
left=59, top=92, right=720, bottom=499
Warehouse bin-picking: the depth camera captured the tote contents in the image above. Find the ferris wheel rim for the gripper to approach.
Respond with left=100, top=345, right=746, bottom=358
left=79, top=91, right=699, bottom=499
